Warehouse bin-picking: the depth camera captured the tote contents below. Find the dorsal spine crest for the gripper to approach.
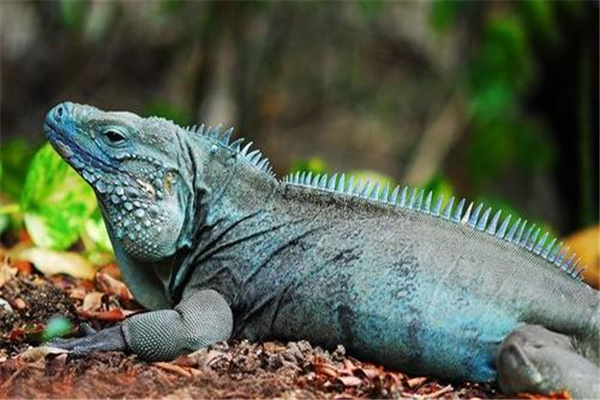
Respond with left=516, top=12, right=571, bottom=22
left=282, top=170, right=586, bottom=281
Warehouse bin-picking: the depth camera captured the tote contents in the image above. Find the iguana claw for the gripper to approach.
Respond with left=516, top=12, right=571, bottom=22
left=47, top=325, right=128, bottom=356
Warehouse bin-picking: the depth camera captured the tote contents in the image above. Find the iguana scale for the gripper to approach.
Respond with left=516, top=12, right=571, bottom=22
left=44, top=102, right=599, bottom=397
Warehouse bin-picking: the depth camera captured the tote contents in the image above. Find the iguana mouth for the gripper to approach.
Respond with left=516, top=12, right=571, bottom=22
left=44, top=120, right=126, bottom=178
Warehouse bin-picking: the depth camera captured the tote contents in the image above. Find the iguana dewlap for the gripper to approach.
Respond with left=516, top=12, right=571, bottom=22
left=44, top=102, right=599, bottom=398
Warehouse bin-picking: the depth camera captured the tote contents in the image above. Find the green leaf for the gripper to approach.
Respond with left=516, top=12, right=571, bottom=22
left=430, top=0, right=462, bottom=33
left=0, top=213, right=8, bottom=235
left=21, top=144, right=97, bottom=250
left=422, top=174, right=454, bottom=206
left=82, top=211, right=114, bottom=253
left=42, top=315, right=73, bottom=342
left=59, top=0, right=86, bottom=30
left=347, top=170, right=395, bottom=190
left=289, top=157, right=328, bottom=175
left=0, top=138, right=39, bottom=200
left=143, top=101, right=192, bottom=126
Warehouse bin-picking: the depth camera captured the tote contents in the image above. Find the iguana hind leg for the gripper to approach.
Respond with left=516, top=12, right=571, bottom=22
left=49, top=289, right=233, bottom=360
left=497, top=324, right=599, bottom=399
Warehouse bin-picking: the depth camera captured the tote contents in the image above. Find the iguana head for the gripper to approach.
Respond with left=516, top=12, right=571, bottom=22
left=44, top=102, right=195, bottom=262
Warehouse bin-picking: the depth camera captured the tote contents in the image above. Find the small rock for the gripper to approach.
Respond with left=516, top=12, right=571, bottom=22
left=0, top=297, right=13, bottom=312
left=13, top=297, right=27, bottom=309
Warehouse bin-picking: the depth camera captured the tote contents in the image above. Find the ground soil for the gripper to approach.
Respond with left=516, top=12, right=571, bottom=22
left=0, top=256, right=567, bottom=399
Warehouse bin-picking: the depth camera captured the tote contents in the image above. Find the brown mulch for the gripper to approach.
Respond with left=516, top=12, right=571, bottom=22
left=0, top=254, right=567, bottom=399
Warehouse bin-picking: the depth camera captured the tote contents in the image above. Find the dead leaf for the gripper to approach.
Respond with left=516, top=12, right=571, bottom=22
left=12, top=260, right=33, bottom=275
left=314, top=361, right=339, bottom=378
left=82, top=292, right=104, bottom=312
left=0, top=263, right=17, bottom=287
left=420, top=384, right=453, bottom=398
left=153, top=361, right=193, bottom=378
left=96, top=271, right=133, bottom=302
left=77, top=308, right=132, bottom=321
left=19, top=346, right=68, bottom=362
left=407, top=376, right=428, bottom=388
left=15, top=247, right=97, bottom=280
left=336, top=375, right=362, bottom=387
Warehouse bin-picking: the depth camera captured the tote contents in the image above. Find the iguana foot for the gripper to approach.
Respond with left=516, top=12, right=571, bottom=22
left=497, top=324, right=599, bottom=399
left=47, top=325, right=128, bottom=356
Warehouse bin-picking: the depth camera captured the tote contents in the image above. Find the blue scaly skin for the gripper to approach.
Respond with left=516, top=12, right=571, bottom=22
left=44, top=102, right=599, bottom=397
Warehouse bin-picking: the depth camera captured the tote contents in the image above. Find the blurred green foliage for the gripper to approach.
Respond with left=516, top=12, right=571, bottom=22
left=42, top=315, right=73, bottom=342
left=21, top=144, right=98, bottom=249
left=431, top=1, right=566, bottom=186
left=143, top=101, right=193, bottom=126
left=0, top=138, right=38, bottom=200
left=0, top=141, right=113, bottom=260
left=289, top=157, right=328, bottom=176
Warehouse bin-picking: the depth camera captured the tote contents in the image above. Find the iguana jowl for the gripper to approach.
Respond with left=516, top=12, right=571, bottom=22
left=44, top=102, right=599, bottom=397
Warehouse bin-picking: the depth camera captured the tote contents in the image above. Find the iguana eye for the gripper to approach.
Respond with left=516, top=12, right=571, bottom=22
left=103, top=129, right=127, bottom=144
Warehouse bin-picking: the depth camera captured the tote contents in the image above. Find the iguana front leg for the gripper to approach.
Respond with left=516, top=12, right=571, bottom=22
left=50, top=289, right=233, bottom=360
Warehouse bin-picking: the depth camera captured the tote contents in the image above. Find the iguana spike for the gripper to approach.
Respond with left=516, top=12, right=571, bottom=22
left=527, top=228, right=541, bottom=251
left=422, top=191, right=432, bottom=214
left=515, top=220, right=528, bottom=244
left=370, top=182, right=381, bottom=200
left=305, top=172, right=313, bottom=185
left=414, top=189, right=424, bottom=211
left=486, top=210, right=501, bottom=235
left=496, top=215, right=511, bottom=238
left=407, top=188, right=417, bottom=209
left=240, top=142, right=253, bottom=156
left=210, top=124, right=222, bottom=139
left=381, top=182, right=390, bottom=202
left=461, top=202, right=474, bottom=225
left=229, top=137, right=244, bottom=151
left=562, top=253, right=576, bottom=272
left=298, top=171, right=306, bottom=184
left=197, top=123, right=206, bottom=135
left=328, top=174, right=337, bottom=191
left=361, top=181, right=372, bottom=198
left=353, top=179, right=364, bottom=195
left=452, top=199, right=465, bottom=223
left=220, top=127, right=234, bottom=145
left=442, top=197, right=454, bottom=220
left=257, top=158, right=269, bottom=170
left=533, top=231, right=548, bottom=255
left=468, top=203, right=482, bottom=228
left=505, top=218, right=521, bottom=242
left=554, top=246, right=568, bottom=266
left=547, top=241, right=562, bottom=262
left=312, top=173, right=321, bottom=187
left=247, top=149, right=260, bottom=161
left=390, top=186, right=400, bottom=204
left=318, top=174, right=328, bottom=189
left=346, top=176, right=355, bottom=194
left=541, top=237, right=556, bottom=258
left=520, top=223, right=534, bottom=247
left=337, top=174, right=346, bottom=192
left=567, top=258, right=577, bottom=275
left=476, top=207, right=491, bottom=231
left=432, top=194, right=444, bottom=217
left=398, top=187, right=408, bottom=208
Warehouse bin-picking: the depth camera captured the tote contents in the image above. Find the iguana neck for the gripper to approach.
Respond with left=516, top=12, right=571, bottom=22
left=168, top=137, right=280, bottom=302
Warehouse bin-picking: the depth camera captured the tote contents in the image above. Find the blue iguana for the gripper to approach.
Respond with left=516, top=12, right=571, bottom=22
left=44, top=102, right=599, bottom=397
